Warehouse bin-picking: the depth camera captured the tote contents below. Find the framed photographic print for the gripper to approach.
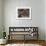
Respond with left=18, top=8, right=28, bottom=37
left=16, top=7, right=31, bottom=19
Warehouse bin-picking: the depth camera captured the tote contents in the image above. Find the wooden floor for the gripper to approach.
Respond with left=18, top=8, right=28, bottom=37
left=9, top=40, right=46, bottom=46
left=0, top=40, right=46, bottom=46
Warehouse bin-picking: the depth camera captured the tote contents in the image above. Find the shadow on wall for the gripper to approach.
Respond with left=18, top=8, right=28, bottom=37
left=0, top=31, right=3, bottom=39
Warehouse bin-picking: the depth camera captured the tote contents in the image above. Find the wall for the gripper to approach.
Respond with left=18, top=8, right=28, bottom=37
left=4, top=0, right=32, bottom=39
left=32, top=0, right=45, bottom=40
left=45, top=0, right=46, bottom=40
left=3, top=0, right=45, bottom=40
left=0, top=0, right=3, bottom=38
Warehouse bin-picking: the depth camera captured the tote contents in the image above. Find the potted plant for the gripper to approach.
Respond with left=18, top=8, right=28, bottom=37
left=0, top=26, right=7, bottom=44
left=0, top=32, right=7, bottom=44
left=3, top=32, right=6, bottom=39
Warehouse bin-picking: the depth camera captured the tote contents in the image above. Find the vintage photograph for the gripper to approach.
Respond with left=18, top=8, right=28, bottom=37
left=16, top=7, right=31, bottom=19
left=18, top=9, right=29, bottom=17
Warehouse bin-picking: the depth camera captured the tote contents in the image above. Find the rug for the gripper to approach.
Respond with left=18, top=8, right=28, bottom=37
left=5, top=44, right=42, bottom=46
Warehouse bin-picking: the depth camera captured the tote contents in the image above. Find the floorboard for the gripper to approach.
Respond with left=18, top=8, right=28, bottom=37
left=0, top=40, right=46, bottom=46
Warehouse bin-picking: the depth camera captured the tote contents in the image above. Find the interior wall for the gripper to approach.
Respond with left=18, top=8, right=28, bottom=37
left=0, top=0, right=3, bottom=38
left=4, top=0, right=32, bottom=39
left=3, top=0, right=45, bottom=40
left=32, top=0, right=45, bottom=40
left=45, top=0, right=46, bottom=40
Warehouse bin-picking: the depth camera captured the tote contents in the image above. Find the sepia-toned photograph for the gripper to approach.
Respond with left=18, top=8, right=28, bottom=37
left=16, top=7, right=31, bottom=19
left=18, top=9, right=29, bottom=17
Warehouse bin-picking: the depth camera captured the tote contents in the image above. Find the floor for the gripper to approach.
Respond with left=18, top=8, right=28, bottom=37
left=0, top=43, right=43, bottom=46
left=0, top=40, right=46, bottom=46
